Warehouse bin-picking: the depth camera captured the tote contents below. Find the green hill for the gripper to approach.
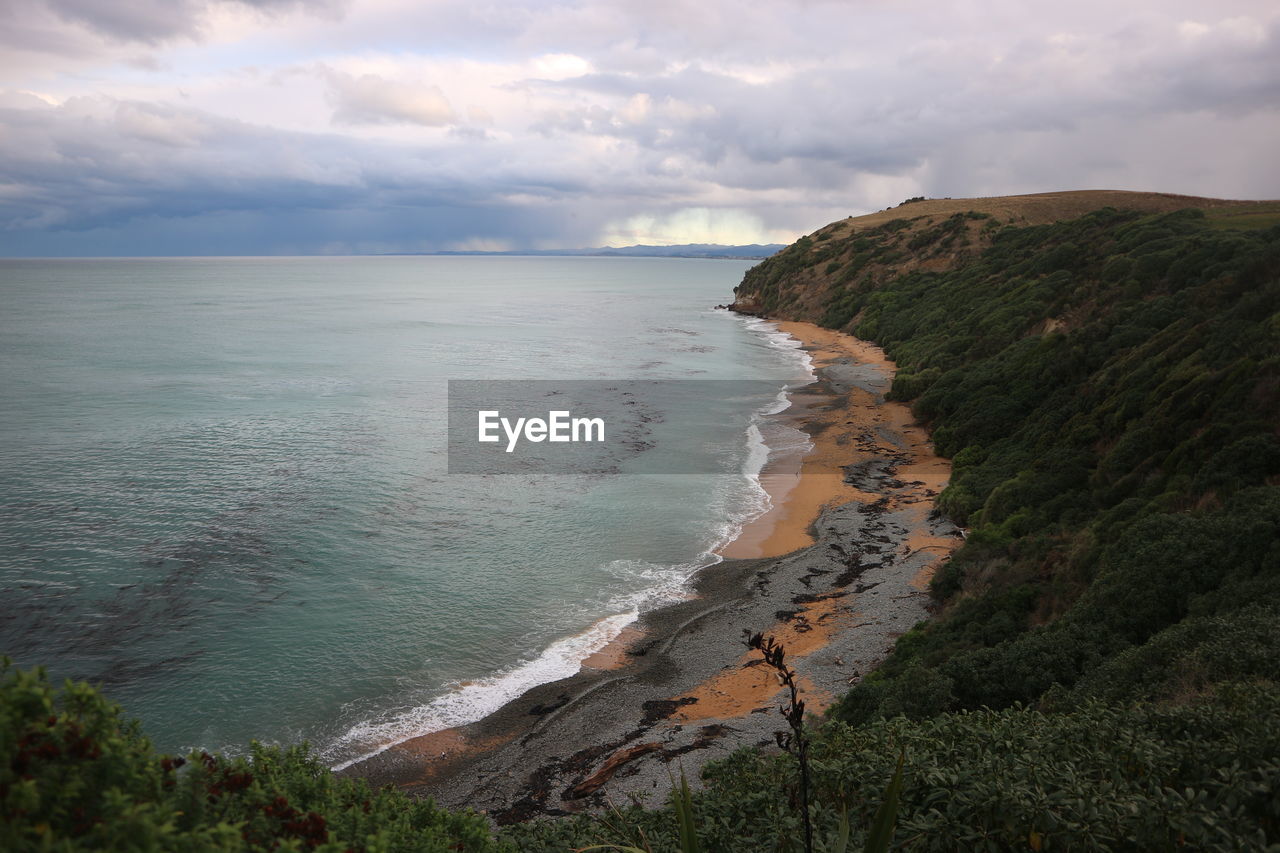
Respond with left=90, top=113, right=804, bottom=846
left=733, top=194, right=1280, bottom=722
left=731, top=190, right=1279, bottom=321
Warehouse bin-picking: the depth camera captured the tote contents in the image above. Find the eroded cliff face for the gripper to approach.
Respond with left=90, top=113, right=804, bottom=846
left=731, top=189, right=1260, bottom=330
left=733, top=208, right=995, bottom=328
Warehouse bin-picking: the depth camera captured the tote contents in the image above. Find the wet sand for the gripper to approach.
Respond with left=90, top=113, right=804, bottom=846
left=581, top=625, right=645, bottom=671
left=341, top=320, right=962, bottom=821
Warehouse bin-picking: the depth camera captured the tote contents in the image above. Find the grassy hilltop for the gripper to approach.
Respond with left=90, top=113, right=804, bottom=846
left=732, top=190, right=1280, bottom=320
left=5, top=192, right=1280, bottom=850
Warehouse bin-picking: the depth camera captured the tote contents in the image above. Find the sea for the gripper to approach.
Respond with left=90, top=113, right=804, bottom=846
left=0, top=256, right=813, bottom=768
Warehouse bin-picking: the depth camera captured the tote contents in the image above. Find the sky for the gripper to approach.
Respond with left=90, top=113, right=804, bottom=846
left=1, top=0, right=1278, bottom=255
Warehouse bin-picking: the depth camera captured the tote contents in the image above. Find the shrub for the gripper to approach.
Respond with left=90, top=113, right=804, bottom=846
left=0, top=660, right=505, bottom=852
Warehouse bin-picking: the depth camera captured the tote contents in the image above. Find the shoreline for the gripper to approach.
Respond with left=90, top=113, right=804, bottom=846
left=341, top=319, right=962, bottom=820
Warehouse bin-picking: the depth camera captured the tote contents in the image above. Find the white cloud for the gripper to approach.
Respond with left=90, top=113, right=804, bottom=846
left=114, top=101, right=212, bottom=146
left=38, top=0, right=347, bottom=44
left=325, top=69, right=455, bottom=126
left=530, top=52, right=593, bottom=79
left=599, top=207, right=787, bottom=246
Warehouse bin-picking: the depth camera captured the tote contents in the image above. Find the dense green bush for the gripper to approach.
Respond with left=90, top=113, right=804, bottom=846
left=1061, top=605, right=1280, bottom=707
left=507, top=685, right=1280, bottom=851
left=0, top=661, right=505, bottom=852
left=10, top=657, right=1278, bottom=852
left=817, top=210, right=1280, bottom=725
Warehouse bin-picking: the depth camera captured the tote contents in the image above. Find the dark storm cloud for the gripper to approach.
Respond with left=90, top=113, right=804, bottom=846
left=0, top=93, right=658, bottom=253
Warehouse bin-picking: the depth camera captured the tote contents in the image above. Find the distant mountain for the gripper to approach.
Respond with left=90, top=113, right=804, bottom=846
left=408, top=243, right=786, bottom=260
left=573, top=243, right=786, bottom=259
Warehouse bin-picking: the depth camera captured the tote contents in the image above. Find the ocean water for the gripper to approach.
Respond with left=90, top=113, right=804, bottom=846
left=0, top=256, right=811, bottom=766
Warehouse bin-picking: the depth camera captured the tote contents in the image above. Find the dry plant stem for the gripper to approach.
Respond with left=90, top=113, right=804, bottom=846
left=744, top=630, right=813, bottom=853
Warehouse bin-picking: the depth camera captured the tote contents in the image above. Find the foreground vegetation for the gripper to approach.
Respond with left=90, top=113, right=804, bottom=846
left=6, top=662, right=1278, bottom=851
left=510, top=685, right=1280, bottom=851
left=6, top=203, right=1279, bottom=850
left=1, top=661, right=504, bottom=851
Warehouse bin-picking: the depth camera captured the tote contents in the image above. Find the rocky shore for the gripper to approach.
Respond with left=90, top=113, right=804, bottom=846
left=342, top=322, right=961, bottom=823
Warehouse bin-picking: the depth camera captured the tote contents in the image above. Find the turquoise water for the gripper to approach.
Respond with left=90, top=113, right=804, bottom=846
left=0, top=256, right=810, bottom=765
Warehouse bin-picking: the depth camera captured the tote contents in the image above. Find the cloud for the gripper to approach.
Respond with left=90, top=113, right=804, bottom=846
left=40, top=0, right=346, bottom=43
left=599, top=207, right=782, bottom=246
left=0, top=91, right=629, bottom=252
left=449, top=236, right=515, bottom=252
left=44, top=0, right=205, bottom=42
left=528, top=11, right=1280, bottom=182
left=324, top=69, right=456, bottom=127
left=2, top=1, right=1279, bottom=255
left=113, top=101, right=213, bottom=146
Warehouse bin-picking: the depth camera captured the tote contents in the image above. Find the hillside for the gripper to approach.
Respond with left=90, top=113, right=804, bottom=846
left=819, top=190, right=1260, bottom=234
left=732, top=190, right=1279, bottom=321
left=733, top=193, right=1280, bottom=720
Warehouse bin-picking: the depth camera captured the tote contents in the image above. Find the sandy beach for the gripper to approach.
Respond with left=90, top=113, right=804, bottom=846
left=342, top=319, right=962, bottom=821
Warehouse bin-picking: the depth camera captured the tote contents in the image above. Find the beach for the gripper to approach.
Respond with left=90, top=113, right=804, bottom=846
left=341, top=320, right=962, bottom=820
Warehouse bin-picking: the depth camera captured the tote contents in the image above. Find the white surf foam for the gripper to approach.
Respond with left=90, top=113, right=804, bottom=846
left=739, top=315, right=817, bottom=387
left=728, top=314, right=818, bottom=533
left=329, top=609, right=639, bottom=770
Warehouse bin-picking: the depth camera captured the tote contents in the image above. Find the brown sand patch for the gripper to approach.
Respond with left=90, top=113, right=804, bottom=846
left=781, top=322, right=955, bottom=519
left=385, top=727, right=515, bottom=787
left=906, top=530, right=961, bottom=591
left=395, top=727, right=468, bottom=760
left=720, top=472, right=851, bottom=559
left=674, top=595, right=847, bottom=721
left=776, top=322, right=898, bottom=374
